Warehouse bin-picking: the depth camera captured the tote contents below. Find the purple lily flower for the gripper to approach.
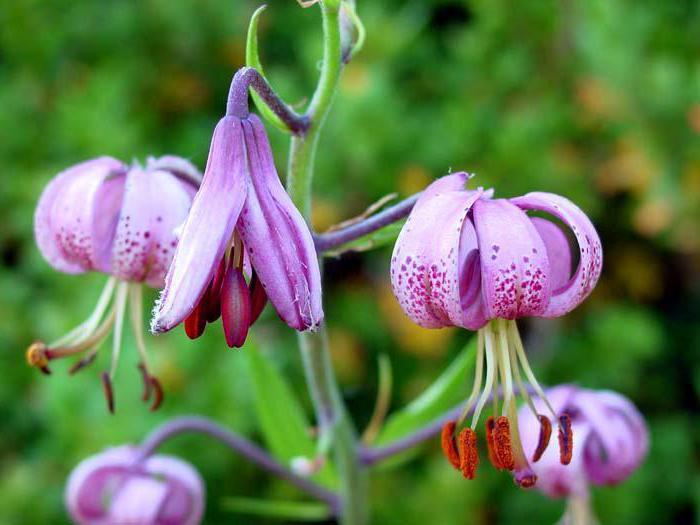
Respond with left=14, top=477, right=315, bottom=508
left=392, top=173, right=602, bottom=488
left=150, top=83, right=323, bottom=348
left=27, top=156, right=200, bottom=412
left=66, top=446, right=204, bottom=525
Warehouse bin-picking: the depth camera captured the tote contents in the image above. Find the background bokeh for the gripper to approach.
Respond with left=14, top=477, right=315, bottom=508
left=1, top=0, right=699, bottom=523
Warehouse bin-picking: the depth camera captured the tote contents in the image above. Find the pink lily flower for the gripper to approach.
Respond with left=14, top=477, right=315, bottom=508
left=150, top=83, right=323, bottom=348
left=391, top=172, right=602, bottom=487
left=27, top=155, right=200, bottom=412
left=66, top=446, right=204, bottom=525
left=519, top=385, right=648, bottom=523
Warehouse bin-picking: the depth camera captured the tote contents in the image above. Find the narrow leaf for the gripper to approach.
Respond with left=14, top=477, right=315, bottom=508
left=325, top=221, right=405, bottom=258
left=221, top=497, right=330, bottom=521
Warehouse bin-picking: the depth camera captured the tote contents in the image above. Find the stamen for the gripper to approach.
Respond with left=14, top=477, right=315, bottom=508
left=493, top=416, right=515, bottom=470
left=137, top=362, right=152, bottom=401
left=68, top=352, right=98, bottom=375
left=184, top=305, right=206, bottom=339
left=221, top=261, right=252, bottom=348
left=108, top=282, right=129, bottom=380
left=485, top=416, right=502, bottom=469
left=558, top=413, right=573, bottom=465
left=249, top=270, right=268, bottom=325
left=40, top=310, right=116, bottom=360
left=532, top=415, right=553, bottom=463
left=457, top=330, right=485, bottom=425
left=148, top=376, right=164, bottom=412
left=26, top=341, right=51, bottom=375
left=202, top=257, right=226, bottom=323
left=457, top=428, right=478, bottom=480
left=101, top=371, right=115, bottom=414
left=470, top=326, right=497, bottom=429
left=440, top=421, right=461, bottom=470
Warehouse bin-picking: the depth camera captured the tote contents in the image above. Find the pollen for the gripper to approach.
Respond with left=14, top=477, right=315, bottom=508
left=458, top=428, right=478, bottom=480
left=441, top=421, right=461, bottom=470
left=558, top=413, right=573, bottom=465
left=26, top=341, right=51, bottom=375
left=532, top=414, right=552, bottom=462
left=101, top=372, right=115, bottom=415
left=493, top=416, right=515, bottom=471
left=485, top=416, right=502, bottom=469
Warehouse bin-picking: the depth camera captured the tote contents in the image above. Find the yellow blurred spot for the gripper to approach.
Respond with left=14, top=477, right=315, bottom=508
left=687, top=104, right=700, bottom=133
left=671, top=220, right=700, bottom=254
left=682, top=162, right=700, bottom=196
left=595, top=138, right=656, bottom=196
left=378, top=280, right=454, bottom=358
left=222, top=41, right=245, bottom=68
left=312, top=198, right=343, bottom=232
left=575, top=76, right=623, bottom=121
left=398, top=165, right=432, bottom=196
left=341, top=63, right=370, bottom=96
left=158, top=70, right=210, bottom=113
left=609, top=245, right=662, bottom=301
left=632, top=198, right=673, bottom=237
left=328, top=326, right=366, bottom=385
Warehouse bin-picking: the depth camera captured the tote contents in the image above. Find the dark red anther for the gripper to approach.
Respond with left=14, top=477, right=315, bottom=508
left=485, top=416, right=502, bottom=469
left=458, top=428, right=479, bottom=480
left=493, top=416, right=515, bottom=471
left=514, top=468, right=538, bottom=489
left=101, top=372, right=115, bottom=414
left=249, top=269, right=268, bottom=325
left=137, top=362, right=152, bottom=401
left=558, top=413, right=573, bottom=465
left=440, top=421, right=461, bottom=470
left=202, top=257, right=226, bottom=323
left=221, top=263, right=252, bottom=348
left=149, top=376, right=164, bottom=412
left=69, top=352, right=97, bottom=375
left=184, top=304, right=206, bottom=339
left=532, top=414, right=553, bottom=462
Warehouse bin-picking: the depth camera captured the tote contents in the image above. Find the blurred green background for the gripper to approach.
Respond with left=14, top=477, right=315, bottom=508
left=1, top=0, right=699, bottom=523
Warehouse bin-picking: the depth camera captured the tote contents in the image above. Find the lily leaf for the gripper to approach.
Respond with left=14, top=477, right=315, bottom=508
left=243, top=348, right=336, bottom=486
left=375, top=338, right=475, bottom=445
left=221, top=497, right=330, bottom=521
left=245, top=5, right=289, bottom=132
left=324, top=221, right=404, bottom=257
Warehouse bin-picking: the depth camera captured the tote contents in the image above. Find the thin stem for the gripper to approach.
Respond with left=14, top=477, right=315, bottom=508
left=226, top=67, right=309, bottom=135
left=135, top=416, right=340, bottom=514
left=313, top=193, right=420, bottom=252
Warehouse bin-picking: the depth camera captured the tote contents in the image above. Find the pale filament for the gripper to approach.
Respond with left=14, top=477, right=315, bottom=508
left=495, top=319, right=515, bottom=417
left=470, top=323, right=497, bottom=429
left=108, top=282, right=130, bottom=380
left=129, top=283, right=151, bottom=372
left=46, top=309, right=116, bottom=359
left=457, top=329, right=485, bottom=425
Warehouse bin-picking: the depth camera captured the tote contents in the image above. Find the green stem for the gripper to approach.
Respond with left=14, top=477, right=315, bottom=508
left=286, top=3, right=367, bottom=524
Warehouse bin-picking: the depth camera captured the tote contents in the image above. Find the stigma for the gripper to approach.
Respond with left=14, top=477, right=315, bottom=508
left=440, top=319, right=572, bottom=488
left=25, top=277, right=164, bottom=413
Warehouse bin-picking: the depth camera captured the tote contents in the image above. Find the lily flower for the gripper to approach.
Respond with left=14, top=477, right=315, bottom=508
left=519, top=385, right=648, bottom=524
left=150, top=76, right=323, bottom=347
left=66, top=446, right=204, bottom=525
left=391, top=172, right=602, bottom=487
left=27, top=156, right=200, bottom=412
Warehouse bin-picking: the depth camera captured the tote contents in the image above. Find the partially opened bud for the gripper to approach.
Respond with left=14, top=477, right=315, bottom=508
left=65, top=446, right=204, bottom=525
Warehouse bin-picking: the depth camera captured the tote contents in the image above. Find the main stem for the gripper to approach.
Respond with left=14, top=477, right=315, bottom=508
left=286, top=3, right=367, bottom=524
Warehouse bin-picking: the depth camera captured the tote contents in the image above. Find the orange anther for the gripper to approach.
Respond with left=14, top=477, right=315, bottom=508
left=26, top=341, right=51, bottom=374
left=149, top=376, right=164, bottom=412
left=457, top=428, right=479, bottom=480
left=485, top=416, right=502, bottom=469
left=558, top=413, right=573, bottom=465
left=532, top=414, right=552, bottom=462
left=440, top=421, right=461, bottom=470
left=493, top=416, right=515, bottom=471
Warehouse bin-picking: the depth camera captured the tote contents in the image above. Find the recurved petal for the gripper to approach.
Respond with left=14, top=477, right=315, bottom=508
left=390, top=174, right=483, bottom=329
left=236, top=116, right=322, bottom=331
left=511, top=192, right=602, bottom=317
left=413, top=171, right=472, bottom=209
left=110, top=168, right=195, bottom=288
left=531, top=217, right=572, bottom=291
left=473, top=198, right=552, bottom=320
left=35, top=157, right=127, bottom=274
left=151, top=117, right=247, bottom=333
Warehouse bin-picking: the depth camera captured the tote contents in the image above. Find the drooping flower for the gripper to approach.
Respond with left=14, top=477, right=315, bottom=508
left=391, top=172, right=602, bottom=487
left=150, top=76, right=323, bottom=347
left=518, top=385, right=648, bottom=524
left=66, top=446, right=204, bottom=525
left=27, top=155, right=200, bottom=412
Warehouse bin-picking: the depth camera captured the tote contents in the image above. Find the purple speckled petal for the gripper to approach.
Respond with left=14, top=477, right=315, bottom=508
left=34, top=157, right=127, bottom=274
left=511, top=192, right=603, bottom=317
left=152, top=117, right=247, bottom=333
left=236, top=115, right=323, bottom=331
left=390, top=173, right=484, bottom=329
left=473, top=198, right=551, bottom=320
left=110, top=168, right=195, bottom=289
left=531, top=217, right=572, bottom=292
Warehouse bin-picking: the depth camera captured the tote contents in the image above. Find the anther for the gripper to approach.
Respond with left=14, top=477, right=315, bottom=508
left=137, top=362, right=152, bottom=401
left=68, top=352, right=97, bottom=375
left=558, top=413, right=573, bottom=465
left=184, top=304, right=206, bottom=339
left=485, top=416, right=502, bottom=469
left=457, top=428, right=478, bottom=480
left=148, top=376, right=164, bottom=412
left=440, top=421, right=461, bottom=470
left=26, top=341, right=51, bottom=375
left=514, top=468, right=538, bottom=489
left=249, top=270, right=268, bottom=325
left=532, top=414, right=552, bottom=462
left=493, top=416, right=515, bottom=471
left=101, top=372, right=115, bottom=414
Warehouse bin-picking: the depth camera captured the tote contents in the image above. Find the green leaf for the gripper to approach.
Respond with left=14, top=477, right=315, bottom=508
left=243, top=348, right=336, bottom=487
left=324, top=221, right=404, bottom=257
left=375, top=338, right=475, bottom=445
left=245, top=5, right=289, bottom=133
left=221, top=497, right=331, bottom=521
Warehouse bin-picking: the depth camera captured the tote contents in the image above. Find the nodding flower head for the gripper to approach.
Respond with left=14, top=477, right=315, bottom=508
left=66, top=446, right=204, bottom=525
left=518, top=385, right=649, bottom=499
left=391, top=173, right=602, bottom=487
left=27, top=156, right=200, bottom=413
left=150, top=75, right=323, bottom=348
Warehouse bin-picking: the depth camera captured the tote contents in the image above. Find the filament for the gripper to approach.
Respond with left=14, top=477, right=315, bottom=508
left=128, top=284, right=150, bottom=371
left=46, top=309, right=116, bottom=359
left=470, top=324, right=497, bottom=429
left=458, top=330, right=485, bottom=424
left=495, top=319, right=515, bottom=416
left=108, top=282, right=129, bottom=380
